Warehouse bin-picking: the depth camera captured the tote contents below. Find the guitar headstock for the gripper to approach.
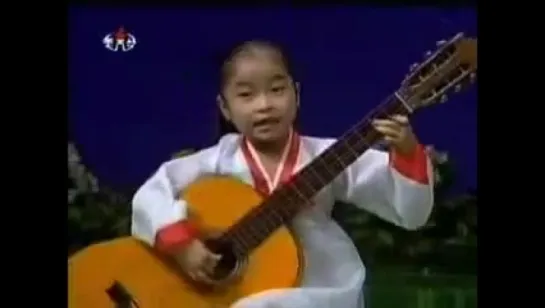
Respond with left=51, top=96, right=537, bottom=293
left=398, top=32, right=477, bottom=111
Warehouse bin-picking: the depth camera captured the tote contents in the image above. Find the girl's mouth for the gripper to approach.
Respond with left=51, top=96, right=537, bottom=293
left=253, top=118, right=280, bottom=128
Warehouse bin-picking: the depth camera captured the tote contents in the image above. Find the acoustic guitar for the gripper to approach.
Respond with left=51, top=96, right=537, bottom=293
left=68, top=33, right=477, bottom=308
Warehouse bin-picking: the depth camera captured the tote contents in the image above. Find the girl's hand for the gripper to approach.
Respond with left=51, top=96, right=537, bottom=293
left=372, top=114, right=418, bottom=156
left=175, top=239, right=222, bottom=284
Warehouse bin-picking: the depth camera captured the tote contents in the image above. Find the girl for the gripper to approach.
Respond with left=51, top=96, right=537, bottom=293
left=131, top=40, right=433, bottom=308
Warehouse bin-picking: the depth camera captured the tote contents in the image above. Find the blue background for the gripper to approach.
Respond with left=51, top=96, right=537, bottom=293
left=69, top=7, right=477, bottom=193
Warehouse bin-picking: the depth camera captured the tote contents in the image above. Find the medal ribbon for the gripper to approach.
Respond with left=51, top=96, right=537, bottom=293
left=241, top=130, right=300, bottom=196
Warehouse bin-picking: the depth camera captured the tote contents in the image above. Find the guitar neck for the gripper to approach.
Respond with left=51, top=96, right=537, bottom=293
left=220, top=93, right=410, bottom=255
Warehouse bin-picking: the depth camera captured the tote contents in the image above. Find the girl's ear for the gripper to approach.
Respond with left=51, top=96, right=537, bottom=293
left=295, top=82, right=301, bottom=108
left=217, top=95, right=231, bottom=121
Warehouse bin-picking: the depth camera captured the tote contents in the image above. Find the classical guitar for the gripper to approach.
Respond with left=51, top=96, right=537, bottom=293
left=68, top=33, right=477, bottom=308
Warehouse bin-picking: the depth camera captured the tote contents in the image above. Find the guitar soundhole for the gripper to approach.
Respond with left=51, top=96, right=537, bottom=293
left=204, top=238, right=246, bottom=283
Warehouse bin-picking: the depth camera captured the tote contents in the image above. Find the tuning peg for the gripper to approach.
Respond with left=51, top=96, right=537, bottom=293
left=410, top=63, right=419, bottom=71
left=440, top=94, right=448, bottom=103
left=436, top=40, right=447, bottom=47
left=424, top=50, right=432, bottom=57
left=469, top=73, right=476, bottom=83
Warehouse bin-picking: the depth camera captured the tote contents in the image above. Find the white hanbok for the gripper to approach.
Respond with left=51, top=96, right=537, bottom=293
left=131, top=132, right=434, bottom=308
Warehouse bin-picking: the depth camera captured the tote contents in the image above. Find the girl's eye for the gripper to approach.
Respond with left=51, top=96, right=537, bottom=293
left=271, top=86, right=285, bottom=93
left=237, top=92, right=252, bottom=98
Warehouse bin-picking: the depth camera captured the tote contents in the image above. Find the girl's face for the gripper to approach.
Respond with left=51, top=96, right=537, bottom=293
left=219, top=49, right=298, bottom=144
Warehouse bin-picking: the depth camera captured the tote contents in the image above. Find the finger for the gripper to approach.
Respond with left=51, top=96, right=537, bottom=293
left=203, top=260, right=217, bottom=275
left=373, top=125, right=402, bottom=139
left=194, top=270, right=214, bottom=283
left=210, top=253, right=222, bottom=261
left=203, top=253, right=221, bottom=273
left=372, top=119, right=401, bottom=130
left=390, top=114, right=409, bottom=125
left=204, top=252, right=221, bottom=266
left=383, top=135, right=397, bottom=144
left=372, top=119, right=391, bottom=126
left=187, top=270, right=198, bottom=281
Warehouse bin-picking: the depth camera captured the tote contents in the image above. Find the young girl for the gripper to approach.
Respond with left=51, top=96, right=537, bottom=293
left=131, top=41, right=433, bottom=308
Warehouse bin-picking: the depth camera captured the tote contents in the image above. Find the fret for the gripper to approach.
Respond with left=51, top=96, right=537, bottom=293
left=267, top=197, right=290, bottom=219
left=341, top=142, right=362, bottom=164
left=347, top=126, right=372, bottom=149
left=231, top=232, right=250, bottom=255
left=261, top=207, right=282, bottom=229
left=274, top=188, right=307, bottom=218
left=291, top=175, right=317, bottom=200
left=237, top=235, right=256, bottom=252
left=265, top=207, right=291, bottom=227
left=271, top=193, right=298, bottom=222
left=233, top=234, right=251, bottom=257
left=278, top=187, right=301, bottom=206
left=306, top=164, right=328, bottom=186
left=243, top=223, right=264, bottom=243
left=301, top=173, right=323, bottom=195
left=230, top=190, right=299, bottom=252
left=342, top=137, right=360, bottom=160
left=258, top=205, right=283, bottom=227
left=314, top=156, right=336, bottom=178
left=317, top=150, right=348, bottom=178
left=238, top=214, right=280, bottom=251
left=345, top=133, right=372, bottom=156
left=220, top=93, right=412, bottom=256
left=229, top=215, right=266, bottom=250
left=319, top=152, right=343, bottom=174
left=314, top=154, right=335, bottom=176
left=241, top=223, right=265, bottom=251
left=326, top=148, right=349, bottom=171
left=267, top=197, right=296, bottom=223
left=287, top=183, right=310, bottom=203
left=276, top=187, right=307, bottom=215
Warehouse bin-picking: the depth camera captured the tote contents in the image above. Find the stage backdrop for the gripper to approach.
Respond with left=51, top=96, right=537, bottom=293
left=69, top=7, right=477, bottom=193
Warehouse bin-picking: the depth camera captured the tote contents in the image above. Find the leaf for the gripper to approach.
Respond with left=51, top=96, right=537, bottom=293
left=456, top=222, right=469, bottom=238
left=111, top=216, right=130, bottom=236
left=67, top=206, right=82, bottom=223
left=350, top=229, right=373, bottom=241
left=97, top=202, right=116, bottom=219
left=343, top=213, right=370, bottom=225
left=414, top=239, right=434, bottom=254
left=377, top=230, right=395, bottom=247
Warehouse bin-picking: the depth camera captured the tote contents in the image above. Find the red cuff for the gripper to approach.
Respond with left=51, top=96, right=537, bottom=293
left=155, top=220, right=198, bottom=255
left=390, top=143, right=429, bottom=185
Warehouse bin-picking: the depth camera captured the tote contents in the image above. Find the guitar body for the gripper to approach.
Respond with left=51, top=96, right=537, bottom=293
left=68, top=176, right=304, bottom=308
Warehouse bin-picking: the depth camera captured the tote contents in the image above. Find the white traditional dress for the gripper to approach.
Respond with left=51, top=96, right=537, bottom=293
left=131, top=131, right=434, bottom=308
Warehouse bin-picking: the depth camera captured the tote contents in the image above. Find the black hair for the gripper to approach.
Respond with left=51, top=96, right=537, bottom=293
left=219, top=40, right=296, bottom=95
left=217, top=40, right=300, bottom=136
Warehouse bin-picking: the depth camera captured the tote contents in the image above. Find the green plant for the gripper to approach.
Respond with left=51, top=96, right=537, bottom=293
left=68, top=143, right=131, bottom=255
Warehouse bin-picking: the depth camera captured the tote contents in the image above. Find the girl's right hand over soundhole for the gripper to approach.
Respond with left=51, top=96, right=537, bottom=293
left=175, top=239, right=222, bottom=284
